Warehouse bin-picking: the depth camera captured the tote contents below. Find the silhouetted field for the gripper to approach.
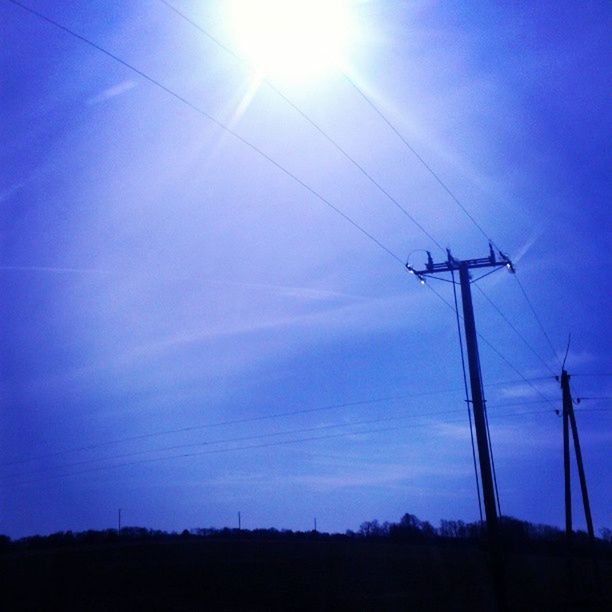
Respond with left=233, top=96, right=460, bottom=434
left=1, top=529, right=610, bottom=611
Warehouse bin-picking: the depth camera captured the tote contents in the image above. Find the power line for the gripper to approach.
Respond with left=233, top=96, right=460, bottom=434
left=419, top=282, right=557, bottom=409
left=1, top=393, right=466, bottom=468
left=154, top=0, right=560, bottom=407
left=2, top=399, right=553, bottom=480
left=514, top=275, right=561, bottom=368
left=3, top=406, right=570, bottom=490
left=2, top=407, right=465, bottom=481
left=10, top=0, right=565, bottom=385
left=488, top=376, right=555, bottom=386
left=0, top=386, right=521, bottom=467
left=1, top=379, right=556, bottom=468
left=425, top=269, right=557, bottom=379
left=6, top=0, right=403, bottom=266
left=157, top=0, right=444, bottom=252
left=477, top=331, right=556, bottom=408
left=11, top=0, right=553, bottom=411
left=342, top=73, right=500, bottom=251
left=339, top=69, right=563, bottom=380
left=1, top=426, right=403, bottom=489
left=473, top=283, right=557, bottom=377
left=8, top=1, right=561, bottom=480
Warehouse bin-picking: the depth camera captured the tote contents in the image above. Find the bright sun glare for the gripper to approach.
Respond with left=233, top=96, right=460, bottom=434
left=227, top=0, right=355, bottom=81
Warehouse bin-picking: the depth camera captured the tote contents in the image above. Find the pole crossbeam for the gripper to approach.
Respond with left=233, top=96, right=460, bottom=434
left=407, top=243, right=514, bottom=281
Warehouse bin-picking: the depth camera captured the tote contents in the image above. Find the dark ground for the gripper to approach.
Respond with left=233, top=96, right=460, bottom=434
left=1, top=537, right=609, bottom=611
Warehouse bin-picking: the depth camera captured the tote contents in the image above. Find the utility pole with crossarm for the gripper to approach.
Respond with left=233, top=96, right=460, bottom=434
left=407, top=244, right=514, bottom=611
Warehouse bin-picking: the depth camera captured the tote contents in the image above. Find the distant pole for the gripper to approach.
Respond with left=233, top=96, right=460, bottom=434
left=565, top=374, right=595, bottom=542
left=314, top=517, right=317, bottom=533
left=561, top=369, right=596, bottom=541
left=118, top=508, right=122, bottom=532
left=561, top=370, right=574, bottom=600
left=238, top=511, right=241, bottom=531
left=560, top=369, right=600, bottom=600
left=562, top=371, right=572, bottom=544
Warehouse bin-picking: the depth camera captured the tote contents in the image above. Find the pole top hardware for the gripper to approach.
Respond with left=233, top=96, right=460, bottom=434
left=406, top=243, right=515, bottom=283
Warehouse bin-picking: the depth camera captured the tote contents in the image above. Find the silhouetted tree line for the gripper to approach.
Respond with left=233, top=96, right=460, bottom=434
left=0, top=526, right=345, bottom=552
left=354, top=513, right=612, bottom=557
left=2, top=514, right=610, bottom=556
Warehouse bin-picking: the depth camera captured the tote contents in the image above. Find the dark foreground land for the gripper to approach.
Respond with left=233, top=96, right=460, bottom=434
left=1, top=536, right=610, bottom=611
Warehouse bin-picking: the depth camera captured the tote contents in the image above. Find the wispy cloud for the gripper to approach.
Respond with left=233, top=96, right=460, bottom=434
left=204, top=278, right=366, bottom=302
left=498, top=382, right=554, bottom=400
left=432, top=421, right=471, bottom=441
left=20, top=291, right=424, bottom=396
left=117, top=292, right=423, bottom=365
left=189, top=459, right=473, bottom=493
left=512, top=231, right=542, bottom=265
left=86, top=80, right=137, bottom=105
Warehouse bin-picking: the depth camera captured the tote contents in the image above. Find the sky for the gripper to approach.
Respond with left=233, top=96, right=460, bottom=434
left=1, top=1, right=610, bottom=539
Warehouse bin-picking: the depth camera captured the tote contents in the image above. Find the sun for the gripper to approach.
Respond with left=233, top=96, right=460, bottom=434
left=226, top=0, right=356, bottom=82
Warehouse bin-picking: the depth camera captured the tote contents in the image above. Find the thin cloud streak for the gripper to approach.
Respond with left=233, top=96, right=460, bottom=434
left=203, top=278, right=368, bottom=302
left=118, top=291, right=426, bottom=364
left=498, top=381, right=556, bottom=400
left=86, top=80, right=137, bottom=105
left=18, top=291, right=426, bottom=395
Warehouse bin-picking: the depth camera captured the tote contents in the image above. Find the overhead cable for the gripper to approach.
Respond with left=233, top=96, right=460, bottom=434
left=6, top=0, right=403, bottom=266
left=158, top=0, right=444, bottom=251
left=3, top=406, right=577, bottom=490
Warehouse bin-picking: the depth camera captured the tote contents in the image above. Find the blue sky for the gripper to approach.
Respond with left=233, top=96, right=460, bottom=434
left=1, top=1, right=610, bottom=538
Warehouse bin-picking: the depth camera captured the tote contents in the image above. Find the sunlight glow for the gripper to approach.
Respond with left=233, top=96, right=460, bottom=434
left=226, top=0, right=356, bottom=82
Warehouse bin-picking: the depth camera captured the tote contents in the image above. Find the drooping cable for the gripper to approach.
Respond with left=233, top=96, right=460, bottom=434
left=473, top=283, right=557, bottom=377
left=472, top=292, right=503, bottom=518
left=451, top=269, right=483, bottom=522
left=153, top=0, right=563, bottom=414
left=157, top=0, right=445, bottom=252
left=6, top=2, right=565, bottom=511
left=3, top=406, right=575, bottom=490
left=422, top=281, right=557, bottom=409
left=341, top=71, right=565, bottom=377
left=0, top=390, right=462, bottom=467
left=9, top=0, right=557, bottom=424
left=342, top=73, right=501, bottom=252
left=514, top=275, right=561, bottom=368
left=3, top=408, right=468, bottom=482
left=5, top=0, right=403, bottom=267
left=1, top=386, right=555, bottom=468
left=2, top=397, right=553, bottom=480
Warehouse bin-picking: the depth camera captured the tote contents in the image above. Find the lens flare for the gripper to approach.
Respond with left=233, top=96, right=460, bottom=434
left=227, top=0, right=356, bottom=82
